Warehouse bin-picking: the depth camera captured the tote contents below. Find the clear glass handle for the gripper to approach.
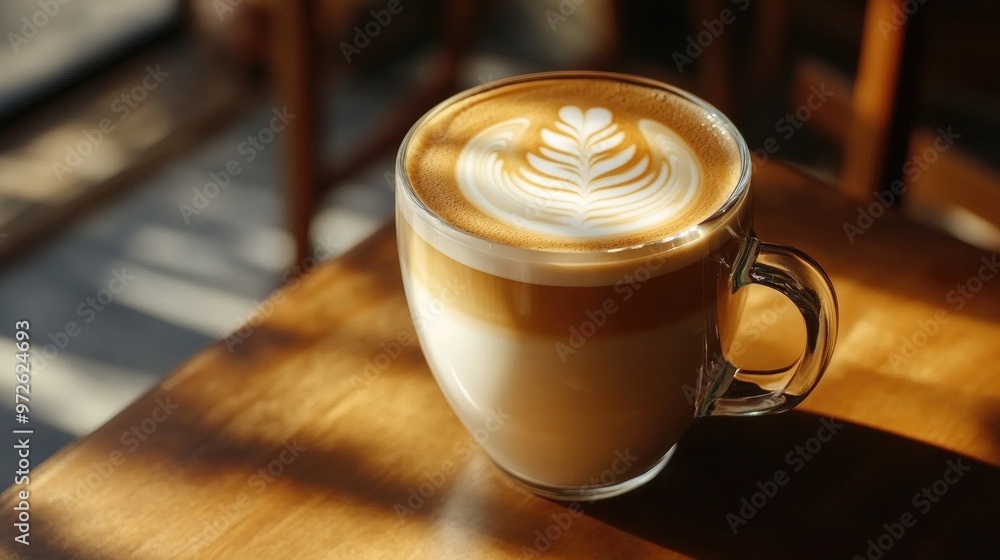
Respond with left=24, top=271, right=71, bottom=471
left=698, top=237, right=839, bottom=417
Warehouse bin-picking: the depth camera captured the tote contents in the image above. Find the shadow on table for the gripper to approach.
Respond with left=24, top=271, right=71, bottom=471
left=585, top=410, right=1000, bottom=559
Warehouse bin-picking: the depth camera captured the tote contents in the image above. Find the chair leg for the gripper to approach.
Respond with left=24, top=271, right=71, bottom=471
left=271, top=0, right=320, bottom=268
left=841, top=0, right=923, bottom=204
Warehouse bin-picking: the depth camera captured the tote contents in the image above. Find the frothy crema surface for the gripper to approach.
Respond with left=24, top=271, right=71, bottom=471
left=404, top=77, right=743, bottom=251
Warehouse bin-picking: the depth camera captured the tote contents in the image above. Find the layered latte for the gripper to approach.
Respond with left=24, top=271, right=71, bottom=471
left=397, top=75, right=749, bottom=488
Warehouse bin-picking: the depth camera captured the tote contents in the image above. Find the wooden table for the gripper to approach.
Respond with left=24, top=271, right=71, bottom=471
left=3, top=162, right=999, bottom=559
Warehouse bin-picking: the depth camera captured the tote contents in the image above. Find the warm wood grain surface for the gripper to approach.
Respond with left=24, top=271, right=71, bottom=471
left=2, top=161, right=998, bottom=559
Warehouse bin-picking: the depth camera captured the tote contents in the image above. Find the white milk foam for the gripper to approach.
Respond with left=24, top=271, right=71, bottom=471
left=456, top=106, right=702, bottom=239
left=403, top=76, right=745, bottom=254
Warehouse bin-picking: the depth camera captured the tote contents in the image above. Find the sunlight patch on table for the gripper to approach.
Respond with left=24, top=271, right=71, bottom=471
left=110, top=261, right=259, bottom=339
left=0, top=340, right=157, bottom=436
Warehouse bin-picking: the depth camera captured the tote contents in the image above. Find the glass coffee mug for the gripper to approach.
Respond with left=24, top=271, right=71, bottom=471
left=395, top=72, right=837, bottom=501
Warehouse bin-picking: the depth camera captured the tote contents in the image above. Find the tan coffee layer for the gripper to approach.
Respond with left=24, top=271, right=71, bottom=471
left=404, top=76, right=743, bottom=251
left=400, top=215, right=747, bottom=337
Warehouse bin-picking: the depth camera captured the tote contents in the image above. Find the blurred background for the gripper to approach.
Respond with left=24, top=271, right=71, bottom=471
left=1, top=0, right=997, bottom=474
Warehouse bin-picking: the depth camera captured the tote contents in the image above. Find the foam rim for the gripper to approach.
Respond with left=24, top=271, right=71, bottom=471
left=396, top=71, right=752, bottom=267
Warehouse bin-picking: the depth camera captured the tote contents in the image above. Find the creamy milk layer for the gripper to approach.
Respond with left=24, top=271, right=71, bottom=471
left=404, top=77, right=744, bottom=251
left=404, top=261, right=698, bottom=486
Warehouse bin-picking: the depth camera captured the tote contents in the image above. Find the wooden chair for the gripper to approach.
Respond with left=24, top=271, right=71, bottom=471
left=276, top=0, right=482, bottom=264
left=191, top=0, right=482, bottom=264
left=743, top=0, right=924, bottom=204
left=778, top=0, right=1000, bottom=245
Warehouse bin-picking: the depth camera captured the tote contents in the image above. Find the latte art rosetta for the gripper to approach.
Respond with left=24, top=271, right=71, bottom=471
left=456, top=106, right=703, bottom=238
